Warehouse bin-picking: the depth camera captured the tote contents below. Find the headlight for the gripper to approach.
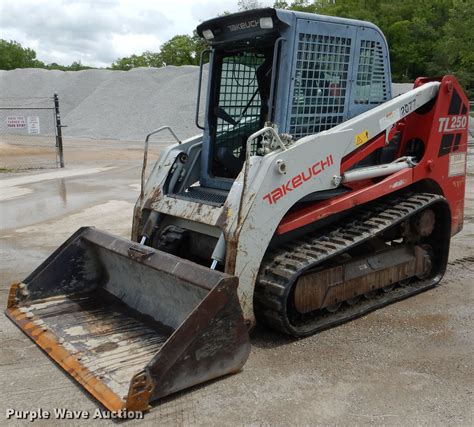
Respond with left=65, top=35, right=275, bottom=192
left=259, top=17, right=273, bottom=29
left=202, top=29, right=214, bottom=40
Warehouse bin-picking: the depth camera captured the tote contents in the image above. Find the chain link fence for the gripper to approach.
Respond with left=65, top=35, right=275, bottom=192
left=0, top=95, right=64, bottom=170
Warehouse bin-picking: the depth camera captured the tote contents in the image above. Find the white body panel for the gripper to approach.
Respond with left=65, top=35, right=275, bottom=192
left=136, top=82, right=440, bottom=325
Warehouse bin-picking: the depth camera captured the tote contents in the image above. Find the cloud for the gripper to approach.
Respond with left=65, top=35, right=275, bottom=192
left=0, top=0, right=247, bottom=67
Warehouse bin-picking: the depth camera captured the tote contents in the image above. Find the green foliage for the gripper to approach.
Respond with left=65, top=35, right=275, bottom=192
left=429, top=0, right=474, bottom=97
left=238, top=0, right=264, bottom=10
left=46, top=61, right=94, bottom=71
left=0, top=39, right=45, bottom=69
left=111, top=34, right=206, bottom=70
left=0, top=39, right=94, bottom=71
left=275, top=0, right=473, bottom=97
left=1, top=32, right=206, bottom=73
left=159, top=35, right=206, bottom=66
left=111, top=54, right=151, bottom=71
left=2, top=0, right=472, bottom=97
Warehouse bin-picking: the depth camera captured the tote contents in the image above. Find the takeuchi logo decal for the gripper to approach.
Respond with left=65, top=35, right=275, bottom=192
left=227, top=20, right=258, bottom=32
left=263, top=155, right=334, bottom=205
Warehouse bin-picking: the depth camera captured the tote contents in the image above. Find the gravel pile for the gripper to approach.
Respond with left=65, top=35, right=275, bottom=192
left=0, top=66, right=208, bottom=142
left=391, top=83, right=413, bottom=97
left=0, top=67, right=413, bottom=142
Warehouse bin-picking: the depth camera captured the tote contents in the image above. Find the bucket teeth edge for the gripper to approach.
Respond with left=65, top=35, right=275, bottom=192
left=5, top=305, right=134, bottom=412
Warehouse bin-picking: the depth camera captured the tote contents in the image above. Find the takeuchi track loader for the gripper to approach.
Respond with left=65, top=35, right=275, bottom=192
left=6, top=8, right=468, bottom=413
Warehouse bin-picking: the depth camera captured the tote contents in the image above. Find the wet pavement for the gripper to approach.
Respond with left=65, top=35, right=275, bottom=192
left=0, top=138, right=473, bottom=426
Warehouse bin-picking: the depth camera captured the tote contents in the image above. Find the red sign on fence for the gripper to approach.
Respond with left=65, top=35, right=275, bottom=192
left=6, top=116, right=26, bottom=129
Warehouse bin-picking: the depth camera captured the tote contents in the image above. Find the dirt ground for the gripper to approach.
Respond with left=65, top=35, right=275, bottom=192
left=0, top=137, right=473, bottom=426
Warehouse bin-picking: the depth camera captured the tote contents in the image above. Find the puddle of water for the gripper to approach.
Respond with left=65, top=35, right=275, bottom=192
left=9, top=200, right=134, bottom=247
left=0, top=166, right=139, bottom=231
left=0, top=187, right=34, bottom=201
left=0, top=167, right=115, bottom=188
left=58, top=179, right=68, bottom=206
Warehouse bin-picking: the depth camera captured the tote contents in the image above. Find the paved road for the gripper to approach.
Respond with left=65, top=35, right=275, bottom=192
left=1, top=140, right=473, bottom=426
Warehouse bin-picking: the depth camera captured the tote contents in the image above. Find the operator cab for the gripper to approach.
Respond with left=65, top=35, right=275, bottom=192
left=197, top=9, right=285, bottom=187
left=194, top=8, right=391, bottom=192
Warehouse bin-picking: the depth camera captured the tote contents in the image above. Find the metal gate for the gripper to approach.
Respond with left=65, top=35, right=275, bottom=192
left=0, top=94, right=64, bottom=170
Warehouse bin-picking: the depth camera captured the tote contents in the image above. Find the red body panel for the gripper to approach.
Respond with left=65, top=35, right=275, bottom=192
left=277, top=76, right=469, bottom=236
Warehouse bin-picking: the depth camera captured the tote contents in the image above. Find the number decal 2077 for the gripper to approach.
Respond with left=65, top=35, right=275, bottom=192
left=400, top=99, right=416, bottom=116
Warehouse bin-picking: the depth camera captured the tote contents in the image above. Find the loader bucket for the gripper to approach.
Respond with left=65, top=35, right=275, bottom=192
left=5, top=227, right=250, bottom=412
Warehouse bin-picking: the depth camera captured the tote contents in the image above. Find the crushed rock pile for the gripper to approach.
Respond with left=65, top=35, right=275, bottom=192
left=0, top=66, right=208, bottom=142
left=0, top=66, right=413, bottom=142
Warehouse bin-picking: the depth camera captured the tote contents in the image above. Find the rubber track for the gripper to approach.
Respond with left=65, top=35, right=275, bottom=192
left=255, top=192, right=447, bottom=336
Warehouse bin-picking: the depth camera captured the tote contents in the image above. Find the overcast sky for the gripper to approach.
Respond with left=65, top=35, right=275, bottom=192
left=0, top=0, right=272, bottom=68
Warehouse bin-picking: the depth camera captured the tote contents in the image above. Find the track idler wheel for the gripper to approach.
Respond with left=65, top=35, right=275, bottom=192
left=364, top=290, right=377, bottom=299
left=346, top=296, right=361, bottom=305
left=326, top=303, right=342, bottom=313
left=414, top=209, right=436, bottom=237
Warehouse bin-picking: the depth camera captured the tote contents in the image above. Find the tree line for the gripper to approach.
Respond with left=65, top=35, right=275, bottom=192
left=0, top=36, right=204, bottom=72
left=276, top=0, right=472, bottom=96
left=110, top=34, right=206, bottom=70
left=0, top=40, right=94, bottom=71
left=0, top=0, right=472, bottom=96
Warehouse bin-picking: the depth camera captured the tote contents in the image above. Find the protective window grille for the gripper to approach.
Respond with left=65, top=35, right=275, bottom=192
left=354, top=40, right=388, bottom=104
left=290, top=33, right=351, bottom=139
left=215, top=53, right=265, bottom=157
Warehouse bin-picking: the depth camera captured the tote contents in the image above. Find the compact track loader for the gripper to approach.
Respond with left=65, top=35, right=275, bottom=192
left=6, top=8, right=468, bottom=412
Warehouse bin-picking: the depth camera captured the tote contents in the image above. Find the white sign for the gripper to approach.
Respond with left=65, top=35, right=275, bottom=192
left=6, top=116, right=26, bottom=129
left=379, top=108, right=401, bottom=131
left=448, top=152, right=466, bottom=177
left=27, top=116, right=40, bottom=134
